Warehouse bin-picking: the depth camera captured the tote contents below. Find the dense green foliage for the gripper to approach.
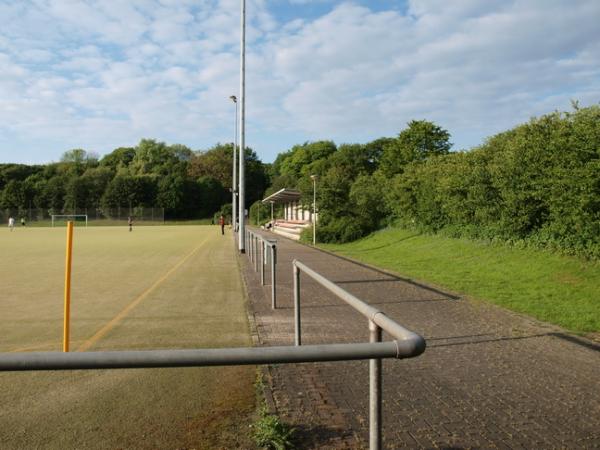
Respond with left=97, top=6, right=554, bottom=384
left=268, top=120, right=453, bottom=243
left=323, top=227, right=600, bottom=334
left=269, top=106, right=600, bottom=258
left=3, top=104, right=597, bottom=255
left=0, top=139, right=269, bottom=220
left=389, top=106, right=600, bottom=257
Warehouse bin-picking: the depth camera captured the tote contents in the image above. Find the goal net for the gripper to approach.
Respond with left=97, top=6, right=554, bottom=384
left=2, top=207, right=164, bottom=226
left=52, top=214, right=88, bottom=227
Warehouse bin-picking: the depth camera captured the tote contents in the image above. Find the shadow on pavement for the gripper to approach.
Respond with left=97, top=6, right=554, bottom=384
left=292, top=424, right=358, bottom=449
left=314, top=247, right=461, bottom=301
left=427, top=332, right=600, bottom=352
left=550, top=332, right=600, bottom=353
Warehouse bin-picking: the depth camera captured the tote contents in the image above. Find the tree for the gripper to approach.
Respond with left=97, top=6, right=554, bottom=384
left=100, top=147, right=136, bottom=170
left=81, top=167, right=114, bottom=208
left=349, top=172, right=390, bottom=231
left=189, top=143, right=269, bottom=205
left=101, top=175, right=157, bottom=208
left=189, top=143, right=235, bottom=189
left=130, top=139, right=182, bottom=176
left=0, top=180, right=25, bottom=209
left=278, top=141, right=336, bottom=181
left=379, top=120, right=452, bottom=177
left=61, top=149, right=92, bottom=164
left=63, top=176, right=92, bottom=211
left=197, top=176, right=227, bottom=218
left=43, top=176, right=67, bottom=211
left=156, top=175, right=186, bottom=215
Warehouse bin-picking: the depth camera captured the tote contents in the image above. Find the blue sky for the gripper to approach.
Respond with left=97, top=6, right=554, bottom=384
left=1, top=0, right=599, bottom=164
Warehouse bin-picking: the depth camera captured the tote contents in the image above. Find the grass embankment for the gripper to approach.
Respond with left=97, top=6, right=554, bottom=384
left=322, top=228, right=600, bottom=335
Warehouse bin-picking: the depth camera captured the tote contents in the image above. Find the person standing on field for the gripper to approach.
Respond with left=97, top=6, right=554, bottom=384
left=219, top=215, right=225, bottom=235
left=8, top=216, right=15, bottom=231
left=21, top=217, right=25, bottom=227
left=128, top=216, right=133, bottom=232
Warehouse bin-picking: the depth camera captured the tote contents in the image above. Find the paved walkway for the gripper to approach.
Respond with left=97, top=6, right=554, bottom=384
left=240, top=230, right=600, bottom=450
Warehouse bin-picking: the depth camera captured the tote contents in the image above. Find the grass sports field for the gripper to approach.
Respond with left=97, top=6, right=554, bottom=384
left=0, top=225, right=256, bottom=449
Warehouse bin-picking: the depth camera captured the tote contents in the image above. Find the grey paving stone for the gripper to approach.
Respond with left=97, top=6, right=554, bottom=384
left=241, top=230, right=600, bottom=449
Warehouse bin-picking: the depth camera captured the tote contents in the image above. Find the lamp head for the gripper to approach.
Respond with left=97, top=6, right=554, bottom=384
left=230, top=95, right=237, bottom=103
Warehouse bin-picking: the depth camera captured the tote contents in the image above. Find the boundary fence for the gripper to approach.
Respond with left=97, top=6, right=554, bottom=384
left=0, top=207, right=164, bottom=225
left=241, top=230, right=426, bottom=449
left=246, top=228, right=277, bottom=308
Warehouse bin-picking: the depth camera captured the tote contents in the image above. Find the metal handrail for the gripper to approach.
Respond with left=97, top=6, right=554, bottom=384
left=293, top=260, right=425, bottom=349
left=0, top=342, right=401, bottom=371
left=292, top=259, right=426, bottom=450
left=246, top=228, right=277, bottom=309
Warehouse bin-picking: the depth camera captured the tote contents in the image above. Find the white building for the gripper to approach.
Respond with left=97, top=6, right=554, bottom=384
left=261, top=188, right=316, bottom=240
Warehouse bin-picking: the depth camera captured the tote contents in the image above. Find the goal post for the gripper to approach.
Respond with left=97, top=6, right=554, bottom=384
left=52, top=214, right=88, bottom=227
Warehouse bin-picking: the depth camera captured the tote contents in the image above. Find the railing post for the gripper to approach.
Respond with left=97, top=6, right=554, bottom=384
left=254, top=235, right=259, bottom=272
left=293, top=262, right=301, bottom=346
left=246, top=230, right=250, bottom=260
left=260, top=240, right=265, bottom=285
left=271, top=244, right=277, bottom=309
left=369, top=320, right=382, bottom=450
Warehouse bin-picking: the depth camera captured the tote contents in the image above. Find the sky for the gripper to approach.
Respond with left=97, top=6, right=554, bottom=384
left=1, top=0, right=599, bottom=165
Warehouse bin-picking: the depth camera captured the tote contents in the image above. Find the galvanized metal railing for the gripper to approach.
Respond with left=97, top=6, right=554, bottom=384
left=292, top=259, right=426, bottom=450
left=246, top=228, right=277, bottom=309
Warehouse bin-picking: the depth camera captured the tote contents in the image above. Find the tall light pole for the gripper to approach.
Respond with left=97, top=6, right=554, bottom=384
left=229, top=95, right=238, bottom=233
left=238, top=0, right=246, bottom=253
left=310, top=174, right=318, bottom=246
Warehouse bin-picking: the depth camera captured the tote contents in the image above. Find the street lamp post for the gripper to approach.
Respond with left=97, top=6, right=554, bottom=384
left=229, top=95, right=238, bottom=233
left=238, top=0, right=246, bottom=253
left=310, top=174, right=318, bottom=246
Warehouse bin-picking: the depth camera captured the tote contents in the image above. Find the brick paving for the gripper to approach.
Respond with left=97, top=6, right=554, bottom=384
left=240, top=230, right=600, bottom=449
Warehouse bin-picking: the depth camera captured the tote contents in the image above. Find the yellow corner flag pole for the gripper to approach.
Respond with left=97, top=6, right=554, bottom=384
left=63, top=221, right=74, bottom=352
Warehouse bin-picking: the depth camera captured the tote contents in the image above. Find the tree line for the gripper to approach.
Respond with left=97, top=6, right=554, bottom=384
left=3, top=104, right=598, bottom=257
left=259, top=104, right=599, bottom=258
left=0, top=139, right=268, bottom=220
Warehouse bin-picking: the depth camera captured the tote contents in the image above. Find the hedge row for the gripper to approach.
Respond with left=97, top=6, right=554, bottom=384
left=388, top=106, right=600, bottom=258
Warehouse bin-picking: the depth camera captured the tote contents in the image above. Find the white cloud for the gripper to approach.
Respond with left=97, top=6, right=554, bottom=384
left=248, top=0, right=600, bottom=150
left=0, top=0, right=599, bottom=163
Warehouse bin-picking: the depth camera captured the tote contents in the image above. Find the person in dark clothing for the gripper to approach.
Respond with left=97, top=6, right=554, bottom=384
left=219, top=215, right=225, bottom=235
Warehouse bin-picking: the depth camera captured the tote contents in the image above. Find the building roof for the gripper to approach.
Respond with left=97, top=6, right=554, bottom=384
left=261, top=188, right=301, bottom=204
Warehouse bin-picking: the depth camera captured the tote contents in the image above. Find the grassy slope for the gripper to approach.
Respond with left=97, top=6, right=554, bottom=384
left=0, top=225, right=256, bottom=449
left=322, top=228, right=600, bottom=335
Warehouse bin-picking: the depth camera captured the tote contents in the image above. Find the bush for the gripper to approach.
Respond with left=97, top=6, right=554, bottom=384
left=385, top=106, right=600, bottom=259
left=317, top=216, right=368, bottom=243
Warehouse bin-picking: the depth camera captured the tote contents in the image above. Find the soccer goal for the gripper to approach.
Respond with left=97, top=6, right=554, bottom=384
left=52, top=214, right=88, bottom=227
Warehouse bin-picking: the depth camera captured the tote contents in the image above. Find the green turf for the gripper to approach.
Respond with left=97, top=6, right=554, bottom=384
left=322, top=227, right=600, bottom=335
left=0, top=225, right=257, bottom=449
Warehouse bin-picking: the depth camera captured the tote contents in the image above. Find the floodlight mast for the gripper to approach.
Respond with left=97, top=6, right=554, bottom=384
left=238, top=0, right=246, bottom=253
left=230, top=95, right=238, bottom=234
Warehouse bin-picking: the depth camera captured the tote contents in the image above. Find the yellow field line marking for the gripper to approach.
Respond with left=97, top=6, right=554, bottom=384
left=76, top=237, right=209, bottom=352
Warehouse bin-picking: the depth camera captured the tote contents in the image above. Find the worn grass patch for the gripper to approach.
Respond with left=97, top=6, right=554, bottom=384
left=322, top=227, right=600, bottom=335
